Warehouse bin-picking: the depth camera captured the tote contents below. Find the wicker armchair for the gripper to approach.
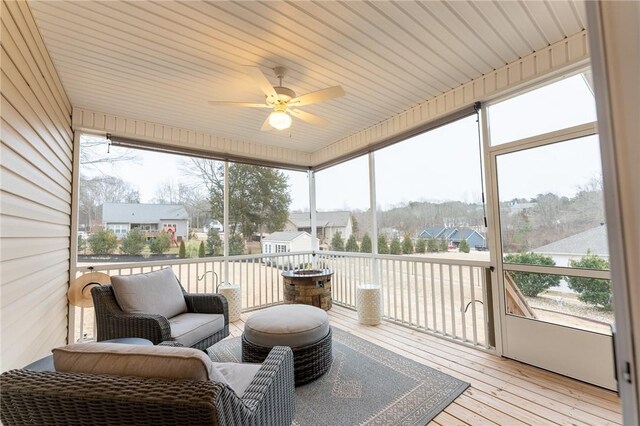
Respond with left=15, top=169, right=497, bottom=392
left=91, top=285, right=229, bottom=351
left=0, top=346, right=296, bottom=426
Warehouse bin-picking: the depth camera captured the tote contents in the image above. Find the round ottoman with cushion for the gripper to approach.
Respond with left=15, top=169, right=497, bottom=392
left=242, top=304, right=332, bottom=386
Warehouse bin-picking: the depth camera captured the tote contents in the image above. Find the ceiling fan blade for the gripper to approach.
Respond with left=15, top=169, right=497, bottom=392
left=289, top=85, right=345, bottom=107
left=289, top=109, right=329, bottom=127
left=260, top=114, right=273, bottom=131
left=208, top=101, right=270, bottom=108
left=245, top=66, right=279, bottom=102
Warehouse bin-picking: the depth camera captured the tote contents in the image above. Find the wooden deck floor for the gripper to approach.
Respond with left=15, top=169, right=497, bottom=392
left=229, top=305, right=621, bottom=426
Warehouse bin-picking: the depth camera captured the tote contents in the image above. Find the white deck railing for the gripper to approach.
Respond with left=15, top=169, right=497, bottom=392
left=75, top=251, right=491, bottom=349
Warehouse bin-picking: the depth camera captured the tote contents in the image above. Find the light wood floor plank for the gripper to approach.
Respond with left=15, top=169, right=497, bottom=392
left=228, top=305, right=621, bottom=426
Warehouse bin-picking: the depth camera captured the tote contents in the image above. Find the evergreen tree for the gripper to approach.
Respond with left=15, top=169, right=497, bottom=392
left=331, top=231, right=345, bottom=251
left=426, top=237, right=438, bottom=253
left=120, top=228, right=146, bottom=256
left=402, top=235, right=414, bottom=254
left=206, top=228, right=222, bottom=255
left=360, top=233, right=372, bottom=253
left=377, top=235, right=389, bottom=254
left=77, top=234, right=87, bottom=254
left=438, top=237, right=448, bottom=252
left=458, top=239, right=470, bottom=253
left=228, top=233, right=245, bottom=255
left=415, top=236, right=426, bottom=254
left=198, top=241, right=205, bottom=257
left=504, top=252, right=560, bottom=296
left=178, top=240, right=187, bottom=258
left=390, top=236, right=402, bottom=255
left=350, top=214, right=360, bottom=239
left=345, top=234, right=359, bottom=252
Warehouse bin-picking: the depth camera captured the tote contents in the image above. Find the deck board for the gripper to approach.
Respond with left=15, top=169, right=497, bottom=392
left=229, top=305, right=621, bottom=426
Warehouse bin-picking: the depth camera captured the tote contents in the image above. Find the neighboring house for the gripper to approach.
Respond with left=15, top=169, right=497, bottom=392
left=419, top=227, right=487, bottom=249
left=533, top=224, right=609, bottom=267
left=102, top=203, right=189, bottom=239
left=285, top=211, right=352, bottom=245
left=262, top=231, right=319, bottom=265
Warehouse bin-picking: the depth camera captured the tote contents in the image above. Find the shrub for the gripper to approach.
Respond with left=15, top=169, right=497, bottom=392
left=360, top=233, right=372, bottom=253
left=567, top=252, right=611, bottom=309
left=178, top=240, right=186, bottom=258
left=504, top=252, right=560, bottom=297
left=415, top=237, right=426, bottom=254
left=88, top=229, right=118, bottom=255
left=77, top=235, right=86, bottom=253
left=120, top=228, right=146, bottom=256
left=390, top=237, right=402, bottom=255
left=345, top=234, right=359, bottom=252
left=198, top=241, right=205, bottom=257
left=206, top=228, right=222, bottom=255
left=426, top=237, right=438, bottom=253
left=229, top=233, right=245, bottom=256
left=377, top=235, right=389, bottom=254
left=459, top=240, right=470, bottom=253
left=150, top=231, right=171, bottom=254
left=402, top=235, right=414, bottom=254
left=331, top=231, right=345, bottom=251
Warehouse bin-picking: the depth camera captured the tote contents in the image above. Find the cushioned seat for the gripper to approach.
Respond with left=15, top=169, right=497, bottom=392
left=242, top=305, right=332, bottom=386
left=169, top=313, right=225, bottom=348
left=244, top=305, right=330, bottom=348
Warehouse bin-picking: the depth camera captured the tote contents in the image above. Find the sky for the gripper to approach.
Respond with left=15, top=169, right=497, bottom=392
left=83, top=73, right=598, bottom=212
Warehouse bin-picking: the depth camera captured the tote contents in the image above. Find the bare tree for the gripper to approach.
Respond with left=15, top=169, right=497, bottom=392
left=78, top=175, right=140, bottom=231
left=80, top=135, right=138, bottom=172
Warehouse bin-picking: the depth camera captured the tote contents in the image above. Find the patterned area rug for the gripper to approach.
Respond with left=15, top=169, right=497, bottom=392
left=209, top=327, right=469, bottom=425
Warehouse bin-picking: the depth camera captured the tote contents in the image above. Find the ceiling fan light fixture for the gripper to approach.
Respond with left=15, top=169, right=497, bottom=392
left=268, top=110, right=292, bottom=130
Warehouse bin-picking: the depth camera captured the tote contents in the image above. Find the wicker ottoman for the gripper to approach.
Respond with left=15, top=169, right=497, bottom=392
left=242, top=305, right=332, bottom=386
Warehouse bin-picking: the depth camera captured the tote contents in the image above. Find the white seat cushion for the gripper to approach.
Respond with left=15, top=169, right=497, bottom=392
left=169, top=313, right=225, bottom=347
left=111, top=268, right=187, bottom=319
left=244, top=305, right=330, bottom=348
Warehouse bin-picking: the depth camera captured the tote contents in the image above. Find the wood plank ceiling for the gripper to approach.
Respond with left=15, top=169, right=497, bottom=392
left=28, top=0, right=586, bottom=154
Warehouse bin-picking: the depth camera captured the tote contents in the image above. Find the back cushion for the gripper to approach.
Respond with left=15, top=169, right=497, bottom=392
left=111, top=268, right=187, bottom=318
left=53, top=342, right=228, bottom=384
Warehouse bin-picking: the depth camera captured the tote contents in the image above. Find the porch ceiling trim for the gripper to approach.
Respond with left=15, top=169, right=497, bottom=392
left=312, top=30, right=590, bottom=167
left=72, top=30, right=588, bottom=170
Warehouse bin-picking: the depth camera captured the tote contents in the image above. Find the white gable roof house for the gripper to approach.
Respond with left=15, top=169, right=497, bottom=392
left=285, top=211, right=352, bottom=245
left=102, top=203, right=189, bottom=238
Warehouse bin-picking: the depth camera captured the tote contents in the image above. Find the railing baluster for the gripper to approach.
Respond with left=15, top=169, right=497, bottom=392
left=459, top=265, right=467, bottom=343
left=449, top=264, right=456, bottom=338
left=422, top=262, right=428, bottom=331
left=414, top=261, right=420, bottom=328
left=439, top=264, right=446, bottom=336
left=470, top=266, right=478, bottom=345
left=400, top=260, right=406, bottom=324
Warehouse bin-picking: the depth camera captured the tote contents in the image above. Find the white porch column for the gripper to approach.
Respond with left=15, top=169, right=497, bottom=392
left=587, top=1, right=640, bottom=423
left=369, top=152, right=378, bottom=285
left=223, top=161, right=230, bottom=284
left=309, top=170, right=318, bottom=268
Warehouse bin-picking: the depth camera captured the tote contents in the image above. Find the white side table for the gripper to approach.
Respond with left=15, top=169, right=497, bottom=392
left=356, top=284, right=382, bottom=325
left=218, top=283, right=242, bottom=322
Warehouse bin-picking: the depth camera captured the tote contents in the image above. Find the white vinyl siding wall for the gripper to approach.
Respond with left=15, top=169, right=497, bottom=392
left=1, top=1, right=73, bottom=370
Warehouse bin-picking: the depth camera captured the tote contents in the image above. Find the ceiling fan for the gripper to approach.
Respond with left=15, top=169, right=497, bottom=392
left=209, top=66, right=345, bottom=131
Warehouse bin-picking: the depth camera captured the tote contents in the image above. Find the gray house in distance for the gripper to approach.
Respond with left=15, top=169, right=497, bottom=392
left=419, top=227, right=486, bottom=250
left=285, top=211, right=352, bottom=246
left=533, top=225, right=609, bottom=267
left=102, top=203, right=189, bottom=239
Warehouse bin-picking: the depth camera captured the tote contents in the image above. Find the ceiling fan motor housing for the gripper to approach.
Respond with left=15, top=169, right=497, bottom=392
left=272, top=86, right=296, bottom=103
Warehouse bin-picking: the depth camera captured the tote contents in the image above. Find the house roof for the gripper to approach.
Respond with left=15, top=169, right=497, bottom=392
left=288, top=211, right=350, bottom=228
left=102, top=203, right=189, bottom=223
left=419, top=227, right=485, bottom=243
left=263, top=231, right=313, bottom=243
left=533, top=225, right=609, bottom=256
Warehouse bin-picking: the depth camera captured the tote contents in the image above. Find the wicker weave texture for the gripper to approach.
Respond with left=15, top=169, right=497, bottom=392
left=0, top=347, right=295, bottom=426
left=242, top=329, right=333, bottom=386
left=91, top=285, right=229, bottom=350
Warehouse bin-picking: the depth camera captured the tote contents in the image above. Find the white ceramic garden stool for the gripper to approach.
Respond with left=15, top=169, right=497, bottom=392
left=218, top=283, right=242, bottom=322
left=356, top=284, right=382, bottom=325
